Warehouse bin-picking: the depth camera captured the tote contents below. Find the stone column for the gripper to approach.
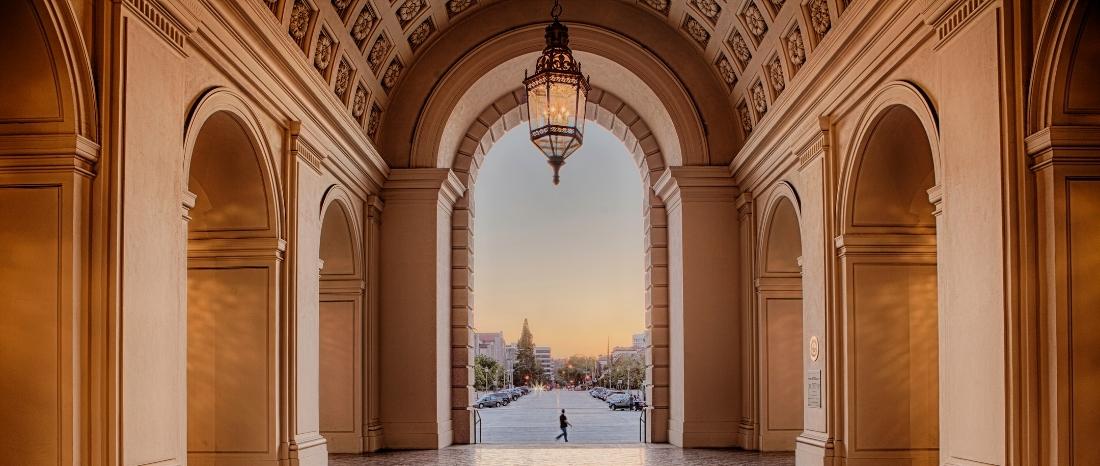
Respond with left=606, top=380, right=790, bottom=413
left=450, top=182, right=476, bottom=444
left=735, top=192, right=758, bottom=449
left=654, top=166, right=742, bottom=448
left=379, top=168, right=465, bottom=449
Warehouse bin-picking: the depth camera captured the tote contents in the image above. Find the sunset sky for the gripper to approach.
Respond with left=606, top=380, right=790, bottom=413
left=472, top=125, right=645, bottom=357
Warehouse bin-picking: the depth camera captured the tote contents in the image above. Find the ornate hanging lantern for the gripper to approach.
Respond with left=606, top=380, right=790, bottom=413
left=524, top=0, right=591, bottom=185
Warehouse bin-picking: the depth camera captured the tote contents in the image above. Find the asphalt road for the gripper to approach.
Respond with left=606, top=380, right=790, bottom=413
left=475, top=390, right=644, bottom=444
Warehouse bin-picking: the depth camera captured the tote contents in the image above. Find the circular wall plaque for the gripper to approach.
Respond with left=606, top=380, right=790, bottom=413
left=809, top=336, right=820, bottom=361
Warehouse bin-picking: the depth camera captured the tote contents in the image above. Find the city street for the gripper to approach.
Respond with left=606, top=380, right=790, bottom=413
left=476, top=389, right=643, bottom=444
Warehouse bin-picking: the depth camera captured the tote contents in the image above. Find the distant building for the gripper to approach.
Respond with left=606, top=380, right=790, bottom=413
left=475, top=332, right=507, bottom=366
left=611, top=345, right=641, bottom=361
left=632, top=332, right=647, bottom=349
left=534, top=346, right=553, bottom=378
left=505, top=344, right=517, bottom=384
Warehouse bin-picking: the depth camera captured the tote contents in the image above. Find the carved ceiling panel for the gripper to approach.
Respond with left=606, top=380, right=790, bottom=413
left=258, top=0, right=852, bottom=145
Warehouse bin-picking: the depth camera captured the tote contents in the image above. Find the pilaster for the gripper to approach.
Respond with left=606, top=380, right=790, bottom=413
left=379, top=168, right=464, bottom=449
left=654, top=166, right=742, bottom=448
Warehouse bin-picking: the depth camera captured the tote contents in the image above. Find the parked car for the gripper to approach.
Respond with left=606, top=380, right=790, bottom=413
left=488, top=392, right=511, bottom=406
left=503, top=388, right=521, bottom=400
left=632, top=398, right=647, bottom=411
left=607, top=393, right=633, bottom=410
left=475, top=394, right=502, bottom=408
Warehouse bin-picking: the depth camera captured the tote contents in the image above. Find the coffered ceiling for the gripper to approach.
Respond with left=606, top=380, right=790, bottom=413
left=261, top=0, right=853, bottom=150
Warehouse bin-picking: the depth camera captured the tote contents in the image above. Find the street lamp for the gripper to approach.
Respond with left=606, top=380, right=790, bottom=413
left=524, top=0, right=591, bottom=185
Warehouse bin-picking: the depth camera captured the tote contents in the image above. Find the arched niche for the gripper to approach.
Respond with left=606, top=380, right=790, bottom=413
left=0, top=0, right=96, bottom=137
left=754, top=187, right=804, bottom=451
left=317, top=187, right=367, bottom=453
left=835, top=81, right=941, bottom=466
left=183, top=90, right=284, bottom=464
left=1029, top=0, right=1100, bottom=131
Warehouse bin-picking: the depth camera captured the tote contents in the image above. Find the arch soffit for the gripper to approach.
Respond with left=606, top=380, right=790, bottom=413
left=757, top=181, right=803, bottom=270
left=1028, top=0, right=1100, bottom=132
left=838, top=81, right=942, bottom=233
left=183, top=87, right=284, bottom=238
left=319, top=184, right=364, bottom=277
left=0, top=0, right=97, bottom=139
left=381, top=0, right=736, bottom=169
left=452, top=86, right=667, bottom=190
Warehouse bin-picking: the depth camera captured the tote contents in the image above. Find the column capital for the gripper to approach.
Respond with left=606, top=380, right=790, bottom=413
left=653, top=166, right=738, bottom=210
left=383, top=168, right=466, bottom=211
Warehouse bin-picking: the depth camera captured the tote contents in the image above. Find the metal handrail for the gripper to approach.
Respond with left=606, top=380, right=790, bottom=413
left=473, top=408, right=482, bottom=444
left=638, top=407, right=647, bottom=443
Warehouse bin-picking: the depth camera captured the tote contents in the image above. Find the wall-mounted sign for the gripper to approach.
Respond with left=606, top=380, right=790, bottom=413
left=809, top=335, right=820, bottom=361
left=807, top=369, right=822, bottom=408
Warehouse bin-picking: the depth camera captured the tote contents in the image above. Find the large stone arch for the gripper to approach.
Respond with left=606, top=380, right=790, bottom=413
left=380, top=0, right=738, bottom=170
left=444, top=85, right=674, bottom=444
left=833, top=81, right=942, bottom=466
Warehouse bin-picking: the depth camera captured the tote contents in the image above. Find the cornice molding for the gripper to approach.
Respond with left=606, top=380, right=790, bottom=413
left=120, top=0, right=192, bottom=55
left=382, top=168, right=465, bottom=210
left=923, top=0, right=995, bottom=50
left=654, top=166, right=738, bottom=211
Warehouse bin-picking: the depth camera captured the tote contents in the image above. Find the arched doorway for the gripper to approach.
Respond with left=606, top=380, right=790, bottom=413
left=756, top=189, right=804, bottom=451
left=184, top=101, right=283, bottom=465
left=318, top=193, right=367, bottom=453
left=837, top=91, right=941, bottom=465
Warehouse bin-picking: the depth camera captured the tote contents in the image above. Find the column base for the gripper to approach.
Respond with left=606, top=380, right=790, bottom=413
left=366, top=424, right=384, bottom=452
left=795, top=432, right=836, bottom=466
left=381, top=420, right=453, bottom=449
left=289, top=433, right=328, bottom=466
left=736, top=418, right=757, bottom=450
left=668, top=419, right=739, bottom=448
left=646, top=407, right=670, bottom=443
left=452, top=408, right=473, bottom=444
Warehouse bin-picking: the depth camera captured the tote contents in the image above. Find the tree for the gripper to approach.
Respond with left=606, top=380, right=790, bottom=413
left=513, top=319, right=542, bottom=385
left=475, top=354, right=504, bottom=391
left=556, top=355, right=596, bottom=387
left=597, top=353, right=645, bottom=390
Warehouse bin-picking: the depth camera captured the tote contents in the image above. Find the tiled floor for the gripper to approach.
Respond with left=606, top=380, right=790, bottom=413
left=331, top=444, right=795, bottom=465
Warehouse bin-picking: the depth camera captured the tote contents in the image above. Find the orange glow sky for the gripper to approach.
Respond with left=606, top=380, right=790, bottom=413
left=472, top=126, right=645, bottom=358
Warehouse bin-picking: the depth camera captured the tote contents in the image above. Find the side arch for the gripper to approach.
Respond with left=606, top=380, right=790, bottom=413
left=0, top=0, right=97, bottom=138
left=838, top=81, right=942, bottom=235
left=757, top=181, right=803, bottom=274
left=319, top=184, right=364, bottom=278
left=1028, top=0, right=1100, bottom=132
left=183, top=87, right=284, bottom=239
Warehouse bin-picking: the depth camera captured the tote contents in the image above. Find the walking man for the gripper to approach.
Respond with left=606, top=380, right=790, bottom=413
left=555, top=409, right=572, bottom=442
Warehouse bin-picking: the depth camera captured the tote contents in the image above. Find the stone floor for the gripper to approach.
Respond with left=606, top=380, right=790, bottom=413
left=331, top=445, right=795, bottom=465
left=332, top=390, right=795, bottom=465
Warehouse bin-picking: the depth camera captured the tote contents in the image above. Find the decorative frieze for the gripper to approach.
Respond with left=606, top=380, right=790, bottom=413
left=768, top=56, right=785, bottom=95
left=729, top=30, right=752, bottom=68
left=931, top=0, right=993, bottom=48
left=367, top=104, right=383, bottom=141
left=334, top=58, right=353, bottom=100
left=742, top=3, right=768, bottom=42
left=407, top=18, right=436, bottom=52
left=786, top=26, right=806, bottom=69
left=367, top=33, right=392, bottom=74
left=808, top=0, right=831, bottom=40
left=381, top=57, right=404, bottom=92
left=691, top=0, right=722, bottom=25
left=682, top=15, right=711, bottom=48
left=314, top=28, right=335, bottom=76
left=446, top=0, right=477, bottom=17
left=350, top=3, right=379, bottom=48
left=640, top=0, right=671, bottom=16
left=751, top=80, right=768, bottom=117
left=353, top=84, right=369, bottom=123
left=716, top=54, right=738, bottom=89
left=738, top=101, right=753, bottom=135
left=396, top=0, right=427, bottom=29
left=123, top=0, right=188, bottom=53
left=331, top=0, right=353, bottom=17
left=288, top=0, right=315, bottom=49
